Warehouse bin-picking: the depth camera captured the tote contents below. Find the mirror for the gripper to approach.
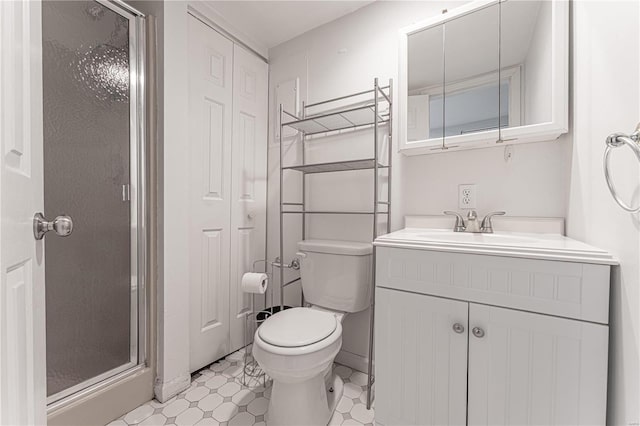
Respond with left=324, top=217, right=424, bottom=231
left=500, top=0, right=552, bottom=130
left=401, top=0, right=567, bottom=154
left=406, top=4, right=501, bottom=144
left=407, top=24, right=443, bottom=143
left=444, top=4, right=500, bottom=140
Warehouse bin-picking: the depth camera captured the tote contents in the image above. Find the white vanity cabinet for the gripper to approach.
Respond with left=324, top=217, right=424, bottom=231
left=374, top=238, right=615, bottom=426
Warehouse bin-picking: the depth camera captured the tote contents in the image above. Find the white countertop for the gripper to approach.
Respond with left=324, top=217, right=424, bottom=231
left=374, top=228, right=618, bottom=265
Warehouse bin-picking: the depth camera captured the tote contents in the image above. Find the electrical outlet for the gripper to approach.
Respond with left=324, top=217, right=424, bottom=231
left=459, top=184, right=477, bottom=209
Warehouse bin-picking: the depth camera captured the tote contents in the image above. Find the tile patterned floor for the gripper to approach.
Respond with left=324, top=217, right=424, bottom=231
left=108, top=349, right=375, bottom=426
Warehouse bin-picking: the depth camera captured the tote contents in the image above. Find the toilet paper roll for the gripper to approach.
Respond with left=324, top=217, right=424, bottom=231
left=241, top=272, right=268, bottom=294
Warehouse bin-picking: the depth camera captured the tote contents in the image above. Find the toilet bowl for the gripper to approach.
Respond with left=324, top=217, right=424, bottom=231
left=253, top=239, right=372, bottom=425
left=253, top=307, right=345, bottom=426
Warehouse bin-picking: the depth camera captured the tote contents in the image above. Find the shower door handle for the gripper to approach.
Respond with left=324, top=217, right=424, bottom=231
left=33, top=212, right=74, bottom=240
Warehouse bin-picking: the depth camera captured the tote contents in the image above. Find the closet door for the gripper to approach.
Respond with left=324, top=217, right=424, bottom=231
left=467, top=304, right=609, bottom=426
left=375, top=288, right=468, bottom=426
left=229, top=45, right=268, bottom=351
left=188, top=15, right=234, bottom=371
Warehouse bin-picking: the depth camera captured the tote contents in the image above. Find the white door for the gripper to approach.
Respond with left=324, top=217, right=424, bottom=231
left=229, top=45, right=268, bottom=351
left=375, top=288, right=468, bottom=426
left=407, top=94, right=430, bottom=141
left=467, top=304, right=609, bottom=426
left=0, top=1, right=47, bottom=424
left=188, top=15, right=234, bottom=372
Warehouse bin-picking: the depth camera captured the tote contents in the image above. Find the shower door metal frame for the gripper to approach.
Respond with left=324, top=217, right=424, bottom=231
left=45, top=0, right=147, bottom=410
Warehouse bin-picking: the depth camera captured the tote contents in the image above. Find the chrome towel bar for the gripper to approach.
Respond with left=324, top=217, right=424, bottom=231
left=604, top=123, right=640, bottom=212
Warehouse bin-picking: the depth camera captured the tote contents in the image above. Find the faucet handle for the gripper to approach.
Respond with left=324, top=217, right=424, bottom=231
left=444, top=211, right=466, bottom=232
left=480, top=211, right=506, bottom=233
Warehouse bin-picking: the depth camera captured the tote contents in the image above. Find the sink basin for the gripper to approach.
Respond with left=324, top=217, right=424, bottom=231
left=417, top=231, right=538, bottom=245
left=374, top=227, right=618, bottom=265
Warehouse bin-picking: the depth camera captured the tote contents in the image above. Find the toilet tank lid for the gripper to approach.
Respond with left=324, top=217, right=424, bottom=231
left=297, top=239, right=373, bottom=255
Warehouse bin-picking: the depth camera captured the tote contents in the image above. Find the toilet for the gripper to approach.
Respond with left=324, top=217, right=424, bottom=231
left=253, top=239, right=373, bottom=426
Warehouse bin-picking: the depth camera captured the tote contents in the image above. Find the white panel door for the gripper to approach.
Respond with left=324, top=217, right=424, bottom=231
left=229, top=45, right=268, bottom=351
left=468, top=304, right=609, bottom=426
left=407, top=95, right=430, bottom=141
left=375, top=288, right=468, bottom=426
left=188, top=15, right=234, bottom=372
left=0, top=1, right=47, bottom=424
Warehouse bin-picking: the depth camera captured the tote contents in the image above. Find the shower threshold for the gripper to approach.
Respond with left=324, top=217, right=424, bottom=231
left=47, top=362, right=144, bottom=414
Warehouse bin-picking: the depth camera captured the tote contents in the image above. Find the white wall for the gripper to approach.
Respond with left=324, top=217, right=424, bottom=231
left=267, top=1, right=570, bottom=370
left=126, top=0, right=193, bottom=403
left=567, top=2, right=640, bottom=424
left=155, top=1, right=192, bottom=401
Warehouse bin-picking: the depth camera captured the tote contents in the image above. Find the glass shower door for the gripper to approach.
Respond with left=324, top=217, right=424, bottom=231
left=42, top=0, right=144, bottom=404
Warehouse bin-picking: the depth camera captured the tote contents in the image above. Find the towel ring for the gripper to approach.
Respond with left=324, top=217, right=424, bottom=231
left=603, top=124, right=640, bottom=213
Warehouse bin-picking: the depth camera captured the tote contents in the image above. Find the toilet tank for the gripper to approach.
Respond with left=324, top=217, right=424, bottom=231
left=296, top=240, right=372, bottom=313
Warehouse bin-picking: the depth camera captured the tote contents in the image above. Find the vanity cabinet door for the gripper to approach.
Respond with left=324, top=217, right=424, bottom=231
left=375, top=288, right=468, bottom=426
left=467, top=304, right=609, bottom=426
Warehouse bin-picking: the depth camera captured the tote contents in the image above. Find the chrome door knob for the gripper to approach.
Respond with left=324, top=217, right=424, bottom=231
left=33, top=212, right=74, bottom=240
left=472, top=327, right=485, bottom=338
left=452, top=323, right=465, bottom=334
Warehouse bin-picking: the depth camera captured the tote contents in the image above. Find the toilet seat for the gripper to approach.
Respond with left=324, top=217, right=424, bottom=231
left=258, top=307, right=337, bottom=348
left=253, top=308, right=342, bottom=357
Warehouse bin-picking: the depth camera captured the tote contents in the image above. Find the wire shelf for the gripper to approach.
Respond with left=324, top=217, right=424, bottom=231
left=283, top=158, right=388, bottom=174
left=281, top=210, right=389, bottom=215
left=278, top=79, right=392, bottom=411
left=282, top=103, right=389, bottom=136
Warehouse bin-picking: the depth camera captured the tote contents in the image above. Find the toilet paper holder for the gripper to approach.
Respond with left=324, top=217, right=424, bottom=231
left=240, top=259, right=273, bottom=388
left=272, top=256, right=300, bottom=270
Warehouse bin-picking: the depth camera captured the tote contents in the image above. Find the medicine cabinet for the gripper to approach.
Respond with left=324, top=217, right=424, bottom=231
left=399, top=0, right=568, bottom=155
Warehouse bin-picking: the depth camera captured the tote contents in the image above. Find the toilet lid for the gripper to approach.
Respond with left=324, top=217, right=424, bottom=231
left=258, top=307, right=338, bottom=348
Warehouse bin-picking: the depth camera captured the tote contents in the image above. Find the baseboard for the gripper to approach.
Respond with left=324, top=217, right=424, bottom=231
left=335, top=349, right=371, bottom=374
left=153, top=373, right=191, bottom=402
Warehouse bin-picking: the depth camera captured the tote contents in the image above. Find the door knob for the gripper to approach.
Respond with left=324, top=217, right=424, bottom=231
left=452, top=323, right=465, bottom=334
left=472, top=327, right=485, bottom=338
left=33, top=212, right=74, bottom=240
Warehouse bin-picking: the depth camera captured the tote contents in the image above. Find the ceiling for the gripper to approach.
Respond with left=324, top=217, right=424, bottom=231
left=204, top=1, right=374, bottom=51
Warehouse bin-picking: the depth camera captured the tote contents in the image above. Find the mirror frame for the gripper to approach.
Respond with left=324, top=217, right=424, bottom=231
left=398, top=0, right=568, bottom=156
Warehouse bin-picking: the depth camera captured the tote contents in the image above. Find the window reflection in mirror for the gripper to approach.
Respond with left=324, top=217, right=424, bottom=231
left=500, top=0, right=551, bottom=129
left=431, top=80, right=509, bottom=138
left=407, top=24, right=443, bottom=142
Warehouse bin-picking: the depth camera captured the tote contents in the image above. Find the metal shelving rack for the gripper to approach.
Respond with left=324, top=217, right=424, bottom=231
left=278, top=78, right=393, bottom=409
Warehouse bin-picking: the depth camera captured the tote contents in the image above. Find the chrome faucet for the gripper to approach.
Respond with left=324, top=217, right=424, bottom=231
left=465, top=210, right=480, bottom=233
left=444, top=210, right=506, bottom=233
left=443, top=211, right=466, bottom=232
left=479, top=211, right=505, bottom=233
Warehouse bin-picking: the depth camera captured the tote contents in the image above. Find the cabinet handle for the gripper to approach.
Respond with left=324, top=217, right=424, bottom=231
left=452, top=323, right=465, bottom=334
left=472, top=327, right=485, bottom=338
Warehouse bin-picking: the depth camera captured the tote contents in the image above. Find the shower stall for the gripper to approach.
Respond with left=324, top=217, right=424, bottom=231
left=41, top=0, right=148, bottom=410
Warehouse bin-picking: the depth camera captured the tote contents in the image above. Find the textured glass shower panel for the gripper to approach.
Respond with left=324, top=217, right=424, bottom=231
left=42, top=0, right=133, bottom=397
